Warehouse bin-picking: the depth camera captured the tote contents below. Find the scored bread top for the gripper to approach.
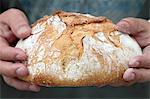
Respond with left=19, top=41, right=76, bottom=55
left=16, top=11, right=142, bottom=86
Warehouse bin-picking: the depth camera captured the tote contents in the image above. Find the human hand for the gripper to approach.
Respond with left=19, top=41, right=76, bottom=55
left=0, top=8, right=40, bottom=92
left=116, top=18, right=150, bottom=84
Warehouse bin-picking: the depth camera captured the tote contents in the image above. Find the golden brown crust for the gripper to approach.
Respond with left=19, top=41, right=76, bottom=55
left=21, top=64, right=126, bottom=86
left=16, top=11, right=142, bottom=86
left=55, top=11, right=111, bottom=26
left=21, top=64, right=125, bottom=86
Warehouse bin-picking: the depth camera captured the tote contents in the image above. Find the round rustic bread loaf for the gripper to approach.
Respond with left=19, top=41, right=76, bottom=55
left=15, top=11, right=142, bottom=86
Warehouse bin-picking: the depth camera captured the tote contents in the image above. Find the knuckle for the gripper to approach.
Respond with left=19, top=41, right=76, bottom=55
left=134, top=70, right=144, bottom=82
left=136, top=55, right=150, bottom=68
left=5, top=64, right=18, bottom=77
left=0, top=61, right=19, bottom=77
left=7, top=69, right=16, bottom=77
left=0, top=47, right=18, bottom=61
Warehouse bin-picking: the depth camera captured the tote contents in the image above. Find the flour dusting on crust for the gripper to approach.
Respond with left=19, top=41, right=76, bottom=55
left=16, top=11, right=142, bottom=86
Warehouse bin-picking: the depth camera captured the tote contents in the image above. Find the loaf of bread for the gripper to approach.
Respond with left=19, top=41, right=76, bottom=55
left=16, top=11, right=142, bottom=86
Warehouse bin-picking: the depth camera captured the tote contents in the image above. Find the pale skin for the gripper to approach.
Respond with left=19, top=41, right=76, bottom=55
left=116, top=18, right=150, bottom=84
left=0, top=9, right=40, bottom=92
left=0, top=8, right=150, bottom=91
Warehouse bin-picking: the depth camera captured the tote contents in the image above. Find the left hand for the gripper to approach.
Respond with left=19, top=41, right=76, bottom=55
left=0, top=9, right=40, bottom=92
left=116, top=18, right=150, bottom=84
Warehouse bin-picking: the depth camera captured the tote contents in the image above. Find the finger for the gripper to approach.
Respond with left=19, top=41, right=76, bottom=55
left=3, top=76, right=40, bottom=92
left=0, top=36, right=9, bottom=46
left=0, top=61, right=28, bottom=77
left=0, top=23, right=17, bottom=44
left=128, top=53, right=150, bottom=69
left=123, top=68, right=150, bottom=83
left=0, top=8, right=31, bottom=39
left=0, top=45, right=27, bottom=61
left=116, top=17, right=150, bottom=35
left=116, top=18, right=150, bottom=47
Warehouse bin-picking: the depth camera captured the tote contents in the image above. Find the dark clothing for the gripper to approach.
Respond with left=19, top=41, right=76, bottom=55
left=0, top=0, right=150, bottom=98
left=0, top=0, right=22, bottom=13
left=20, top=0, right=149, bottom=24
left=0, top=78, right=150, bottom=98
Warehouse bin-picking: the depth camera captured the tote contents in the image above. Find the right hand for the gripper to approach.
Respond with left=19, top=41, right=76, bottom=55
left=116, top=18, right=150, bottom=85
left=0, top=8, right=40, bottom=92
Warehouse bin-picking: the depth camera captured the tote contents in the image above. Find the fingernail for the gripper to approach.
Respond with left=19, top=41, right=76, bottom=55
left=15, top=53, right=26, bottom=60
left=15, top=48, right=27, bottom=60
left=17, top=26, right=28, bottom=34
left=16, top=66, right=28, bottom=76
left=126, top=72, right=135, bottom=81
left=15, top=54, right=22, bottom=60
left=129, top=59, right=140, bottom=67
left=17, top=26, right=30, bottom=38
left=116, top=21, right=130, bottom=34
left=29, top=85, right=40, bottom=92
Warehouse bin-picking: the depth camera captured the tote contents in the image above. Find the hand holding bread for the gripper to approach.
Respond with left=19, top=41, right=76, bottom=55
left=0, top=9, right=150, bottom=91
left=116, top=18, right=150, bottom=84
left=0, top=9, right=40, bottom=92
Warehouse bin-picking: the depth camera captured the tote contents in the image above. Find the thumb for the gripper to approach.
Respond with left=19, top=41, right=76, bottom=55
left=116, top=17, right=150, bottom=35
left=0, top=9, right=31, bottom=39
left=116, top=17, right=150, bottom=47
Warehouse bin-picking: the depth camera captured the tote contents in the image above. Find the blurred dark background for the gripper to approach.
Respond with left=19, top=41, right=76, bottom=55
left=0, top=0, right=149, bottom=23
left=0, top=0, right=150, bottom=98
